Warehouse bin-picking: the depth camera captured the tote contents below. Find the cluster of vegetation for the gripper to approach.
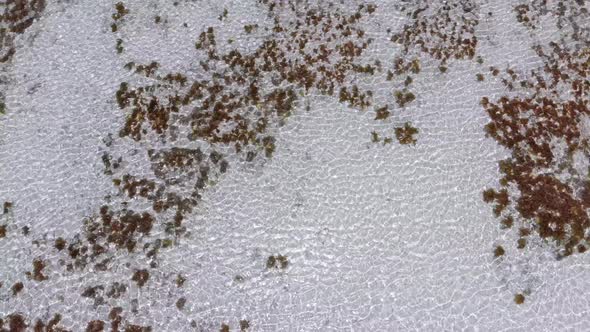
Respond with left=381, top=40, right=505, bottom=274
left=393, top=90, right=416, bottom=107
left=219, top=319, right=250, bottom=332
left=25, top=259, right=48, bottom=281
left=373, top=1, right=483, bottom=145
left=0, top=202, right=11, bottom=238
left=266, top=254, right=289, bottom=270
left=0, top=310, right=152, bottom=332
left=9, top=2, right=386, bottom=328
left=0, top=0, right=46, bottom=63
left=514, top=4, right=536, bottom=29
left=513, top=0, right=588, bottom=40
left=111, top=1, right=129, bottom=32
left=394, top=122, right=419, bottom=145
left=131, top=269, right=150, bottom=287
left=483, top=0, right=590, bottom=305
left=391, top=1, right=480, bottom=67
left=482, top=39, right=590, bottom=258
left=10, top=0, right=580, bottom=327
left=0, top=312, right=71, bottom=332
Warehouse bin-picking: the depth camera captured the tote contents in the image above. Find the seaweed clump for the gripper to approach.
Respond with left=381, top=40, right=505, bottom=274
left=481, top=6, right=590, bottom=257
left=0, top=0, right=46, bottom=63
left=25, top=258, right=48, bottom=281
left=0, top=313, right=27, bottom=332
left=266, top=254, right=289, bottom=269
left=391, top=1, right=480, bottom=68
left=394, top=122, right=419, bottom=145
left=131, top=269, right=150, bottom=287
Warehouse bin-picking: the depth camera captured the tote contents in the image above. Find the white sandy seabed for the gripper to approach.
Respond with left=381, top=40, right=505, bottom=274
left=1, top=1, right=590, bottom=331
